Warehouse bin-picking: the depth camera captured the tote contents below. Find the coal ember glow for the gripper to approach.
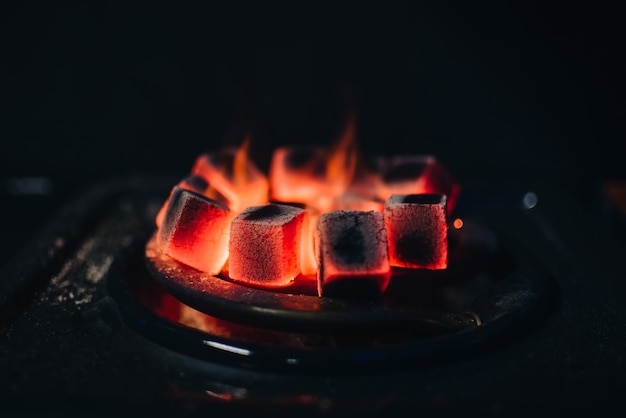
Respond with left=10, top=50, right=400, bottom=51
left=384, top=193, right=449, bottom=270
left=229, top=203, right=307, bottom=288
left=152, top=128, right=460, bottom=298
left=316, top=210, right=391, bottom=298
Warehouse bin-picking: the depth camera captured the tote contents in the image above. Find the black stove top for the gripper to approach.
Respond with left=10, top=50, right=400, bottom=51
left=1, top=174, right=625, bottom=417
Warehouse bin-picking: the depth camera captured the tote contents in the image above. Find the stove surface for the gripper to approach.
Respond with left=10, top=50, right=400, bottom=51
left=1, top=175, right=625, bottom=417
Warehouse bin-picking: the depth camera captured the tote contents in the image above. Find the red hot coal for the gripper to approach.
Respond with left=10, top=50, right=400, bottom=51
left=151, top=137, right=459, bottom=298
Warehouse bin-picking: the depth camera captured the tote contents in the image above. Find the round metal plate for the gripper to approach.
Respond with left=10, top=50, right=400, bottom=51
left=109, top=218, right=555, bottom=373
left=143, top=220, right=549, bottom=334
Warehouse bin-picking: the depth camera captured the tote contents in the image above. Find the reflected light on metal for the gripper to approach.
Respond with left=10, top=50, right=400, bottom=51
left=203, top=340, right=252, bottom=356
left=522, top=192, right=538, bottom=210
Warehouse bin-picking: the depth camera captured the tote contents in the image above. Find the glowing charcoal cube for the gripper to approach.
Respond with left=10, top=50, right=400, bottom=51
left=229, top=204, right=306, bottom=287
left=316, top=210, right=391, bottom=298
left=378, top=155, right=460, bottom=215
left=384, top=193, right=448, bottom=270
left=156, top=175, right=210, bottom=228
left=268, top=201, right=319, bottom=277
left=157, top=187, right=232, bottom=275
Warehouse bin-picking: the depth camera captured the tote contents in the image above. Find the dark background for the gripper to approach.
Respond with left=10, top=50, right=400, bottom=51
left=1, top=1, right=625, bottom=264
left=1, top=4, right=626, bottom=416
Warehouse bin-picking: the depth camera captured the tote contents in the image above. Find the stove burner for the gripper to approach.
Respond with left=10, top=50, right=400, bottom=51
left=108, top=215, right=554, bottom=373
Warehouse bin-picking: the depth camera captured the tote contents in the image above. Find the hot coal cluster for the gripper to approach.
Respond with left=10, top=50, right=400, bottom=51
left=152, top=132, right=459, bottom=298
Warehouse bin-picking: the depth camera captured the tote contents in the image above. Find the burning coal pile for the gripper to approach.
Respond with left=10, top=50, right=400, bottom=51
left=153, top=120, right=460, bottom=299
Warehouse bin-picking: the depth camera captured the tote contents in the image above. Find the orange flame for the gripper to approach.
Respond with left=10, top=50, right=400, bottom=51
left=322, top=112, right=358, bottom=210
left=192, top=136, right=269, bottom=213
left=156, top=112, right=460, bottom=283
